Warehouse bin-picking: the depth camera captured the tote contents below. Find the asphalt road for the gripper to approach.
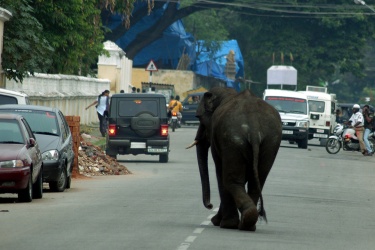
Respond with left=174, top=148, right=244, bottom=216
left=1, top=126, right=375, bottom=250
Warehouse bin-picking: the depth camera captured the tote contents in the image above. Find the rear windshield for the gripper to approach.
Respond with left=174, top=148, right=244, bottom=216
left=118, top=99, right=159, bottom=116
left=0, top=94, right=18, bottom=105
left=0, top=110, right=59, bottom=135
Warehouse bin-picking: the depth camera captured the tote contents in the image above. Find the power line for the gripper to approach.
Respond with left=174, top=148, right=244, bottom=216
left=174, top=0, right=375, bottom=17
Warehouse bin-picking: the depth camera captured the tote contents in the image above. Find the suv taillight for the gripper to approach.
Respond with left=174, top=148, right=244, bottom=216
left=108, top=124, right=116, bottom=136
left=161, top=124, right=168, bottom=136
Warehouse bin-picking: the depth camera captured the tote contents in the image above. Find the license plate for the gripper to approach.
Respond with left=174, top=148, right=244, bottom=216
left=172, top=117, right=177, bottom=120
left=131, top=142, right=146, bottom=149
left=316, top=129, right=324, bottom=133
left=282, top=130, right=293, bottom=134
left=147, top=147, right=168, bottom=153
left=313, top=133, right=328, bottom=138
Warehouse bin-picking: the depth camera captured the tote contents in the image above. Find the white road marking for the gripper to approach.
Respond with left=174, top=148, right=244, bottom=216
left=200, top=220, right=211, bottom=226
left=177, top=243, right=190, bottom=250
left=185, top=236, right=197, bottom=243
left=176, top=207, right=218, bottom=250
left=207, top=214, right=215, bottom=219
left=193, top=228, right=205, bottom=234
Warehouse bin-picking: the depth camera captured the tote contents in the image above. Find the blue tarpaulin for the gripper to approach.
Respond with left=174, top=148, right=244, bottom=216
left=105, top=3, right=244, bottom=91
left=107, top=2, right=196, bottom=69
left=193, top=40, right=244, bottom=91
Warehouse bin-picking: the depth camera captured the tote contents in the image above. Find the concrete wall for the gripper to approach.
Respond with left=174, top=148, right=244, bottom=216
left=0, top=8, right=12, bottom=87
left=5, top=73, right=110, bottom=125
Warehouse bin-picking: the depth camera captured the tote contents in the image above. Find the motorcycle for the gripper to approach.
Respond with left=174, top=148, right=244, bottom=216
left=169, top=111, right=182, bottom=132
left=325, top=123, right=375, bottom=154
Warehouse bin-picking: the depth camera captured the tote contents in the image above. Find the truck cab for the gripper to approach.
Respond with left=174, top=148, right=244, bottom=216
left=263, top=89, right=309, bottom=149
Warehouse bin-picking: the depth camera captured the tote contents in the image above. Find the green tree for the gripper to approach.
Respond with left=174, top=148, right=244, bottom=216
left=1, top=0, right=53, bottom=82
left=182, top=3, right=229, bottom=58
left=221, top=1, right=375, bottom=96
left=32, top=0, right=105, bottom=75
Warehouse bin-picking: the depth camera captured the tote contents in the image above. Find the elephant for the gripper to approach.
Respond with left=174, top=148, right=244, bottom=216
left=187, top=86, right=282, bottom=231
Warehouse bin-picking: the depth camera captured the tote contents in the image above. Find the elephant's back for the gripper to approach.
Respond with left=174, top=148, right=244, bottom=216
left=211, top=94, right=282, bottom=145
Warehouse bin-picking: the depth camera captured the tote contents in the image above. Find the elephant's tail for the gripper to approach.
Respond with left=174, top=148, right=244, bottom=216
left=251, top=144, right=268, bottom=223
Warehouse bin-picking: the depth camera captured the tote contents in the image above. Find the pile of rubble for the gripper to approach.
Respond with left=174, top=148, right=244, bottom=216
left=78, top=134, right=132, bottom=176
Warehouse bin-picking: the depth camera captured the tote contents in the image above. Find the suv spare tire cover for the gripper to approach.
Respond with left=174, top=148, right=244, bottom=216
left=130, top=112, right=160, bottom=137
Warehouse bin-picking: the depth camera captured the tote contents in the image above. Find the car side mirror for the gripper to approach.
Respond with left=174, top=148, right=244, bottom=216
left=29, top=138, right=36, bottom=147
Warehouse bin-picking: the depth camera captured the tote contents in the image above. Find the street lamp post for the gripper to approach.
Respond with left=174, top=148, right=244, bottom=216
left=354, top=0, right=375, bottom=13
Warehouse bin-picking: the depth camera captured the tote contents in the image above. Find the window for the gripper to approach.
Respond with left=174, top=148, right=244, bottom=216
left=0, top=119, right=24, bottom=143
left=0, top=94, right=18, bottom=105
left=58, top=111, right=69, bottom=141
left=308, top=100, right=325, bottom=113
left=118, top=99, right=159, bottom=116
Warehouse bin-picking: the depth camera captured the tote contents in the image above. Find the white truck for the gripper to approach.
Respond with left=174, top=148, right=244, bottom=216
left=299, top=86, right=337, bottom=145
left=263, top=89, right=309, bottom=149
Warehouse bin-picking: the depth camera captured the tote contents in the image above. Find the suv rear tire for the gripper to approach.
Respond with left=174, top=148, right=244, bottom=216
left=159, top=154, right=169, bottom=163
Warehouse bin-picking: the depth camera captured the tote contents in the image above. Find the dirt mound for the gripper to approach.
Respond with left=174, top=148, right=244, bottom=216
left=77, top=134, right=132, bottom=177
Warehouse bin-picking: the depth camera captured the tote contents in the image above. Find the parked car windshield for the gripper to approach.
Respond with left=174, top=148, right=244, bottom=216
left=0, top=119, right=24, bottom=144
left=118, top=99, right=159, bottom=116
left=265, top=96, right=307, bottom=114
left=0, top=110, right=59, bottom=136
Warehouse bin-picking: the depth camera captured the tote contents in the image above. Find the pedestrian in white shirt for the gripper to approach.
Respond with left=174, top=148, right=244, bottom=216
left=85, top=90, right=110, bottom=137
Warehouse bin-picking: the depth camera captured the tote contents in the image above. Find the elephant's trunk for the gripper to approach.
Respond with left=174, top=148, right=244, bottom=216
left=196, top=138, right=213, bottom=210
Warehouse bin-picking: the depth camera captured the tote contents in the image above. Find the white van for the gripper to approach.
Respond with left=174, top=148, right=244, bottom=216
left=299, top=86, right=337, bottom=142
left=0, top=88, right=30, bottom=105
left=263, top=89, right=309, bottom=149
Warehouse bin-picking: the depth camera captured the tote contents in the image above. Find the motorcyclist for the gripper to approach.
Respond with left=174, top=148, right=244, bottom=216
left=169, top=95, right=183, bottom=127
left=345, top=104, right=367, bottom=155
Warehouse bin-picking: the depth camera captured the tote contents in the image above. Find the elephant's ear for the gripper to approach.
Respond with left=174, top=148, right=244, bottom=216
left=203, top=92, right=215, bottom=113
left=196, top=92, right=212, bottom=117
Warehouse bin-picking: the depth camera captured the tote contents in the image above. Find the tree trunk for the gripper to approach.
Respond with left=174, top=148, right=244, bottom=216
left=105, top=1, right=227, bottom=60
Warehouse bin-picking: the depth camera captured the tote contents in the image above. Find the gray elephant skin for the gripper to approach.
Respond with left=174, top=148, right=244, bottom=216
left=192, top=86, right=282, bottom=231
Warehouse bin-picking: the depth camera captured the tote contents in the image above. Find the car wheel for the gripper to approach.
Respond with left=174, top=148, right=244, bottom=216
left=49, top=167, right=67, bottom=192
left=18, top=173, right=32, bottom=202
left=159, top=154, right=169, bottom=163
left=32, top=168, right=43, bottom=199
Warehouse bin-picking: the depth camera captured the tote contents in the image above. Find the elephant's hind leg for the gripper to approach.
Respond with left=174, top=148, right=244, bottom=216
left=239, top=206, right=258, bottom=231
left=213, top=184, right=239, bottom=229
left=223, top=158, right=259, bottom=231
left=211, top=147, right=239, bottom=229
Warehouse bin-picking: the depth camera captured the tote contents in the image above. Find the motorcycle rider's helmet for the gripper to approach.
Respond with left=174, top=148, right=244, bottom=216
left=353, top=104, right=360, bottom=109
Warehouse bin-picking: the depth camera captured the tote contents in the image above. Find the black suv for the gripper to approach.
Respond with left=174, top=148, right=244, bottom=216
left=106, top=93, right=170, bottom=163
